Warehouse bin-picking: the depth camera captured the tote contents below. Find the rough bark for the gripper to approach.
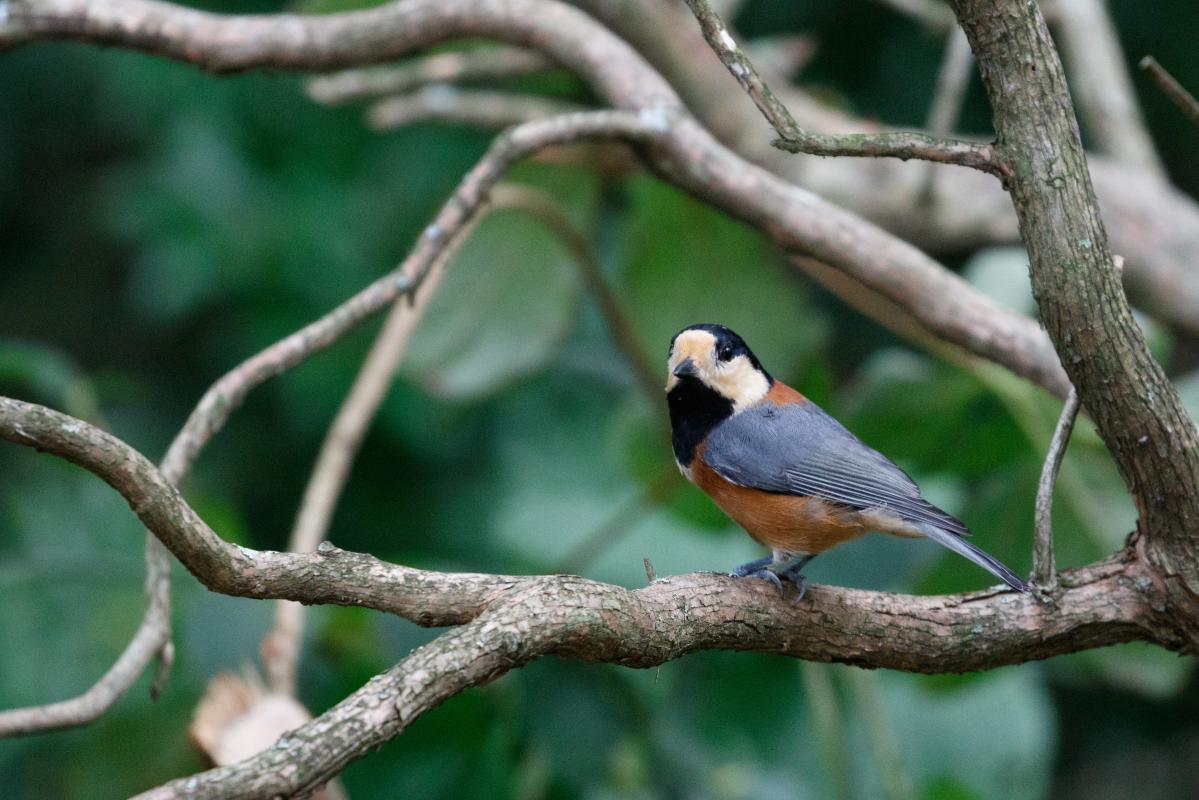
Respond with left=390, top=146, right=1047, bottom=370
left=947, top=0, right=1199, bottom=636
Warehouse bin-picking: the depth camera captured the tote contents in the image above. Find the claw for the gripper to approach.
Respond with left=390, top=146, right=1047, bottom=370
left=729, top=555, right=814, bottom=600
left=779, top=554, right=815, bottom=603
left=729, top=556, right=773, bottom=578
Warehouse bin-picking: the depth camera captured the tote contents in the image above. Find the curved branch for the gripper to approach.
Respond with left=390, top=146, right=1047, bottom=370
left=0, top=0, right=1068, bottom=396
left=0, top=395, right=1177, bottom=663
left=0, top=108, right=661, bottom=733
left=134, top=549, right=1160, bottom=800
left=577, top=0, right=1199, bottom=335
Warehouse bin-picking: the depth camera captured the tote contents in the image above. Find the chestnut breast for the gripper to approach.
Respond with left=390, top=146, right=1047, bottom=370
left=691, top=443, right=869, bottom=554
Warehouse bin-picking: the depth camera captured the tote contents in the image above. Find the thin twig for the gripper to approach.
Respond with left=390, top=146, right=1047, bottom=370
left=1033, top=387, right=1081, bottom=590
left=307, top=47, right=553, bottom=106
left=682, top=0, right=1010, bottom=179
left=1139, top=56, right=1199, bottom=132
left=368, top=86, right=589, bottom=132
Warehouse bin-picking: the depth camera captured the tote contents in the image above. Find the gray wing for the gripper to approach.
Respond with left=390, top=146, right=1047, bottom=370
left=702, top=401, right=970, bottom=537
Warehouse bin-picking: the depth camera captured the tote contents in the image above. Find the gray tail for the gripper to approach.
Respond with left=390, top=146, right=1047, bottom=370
left=919, top=524, right=1029, bottom=593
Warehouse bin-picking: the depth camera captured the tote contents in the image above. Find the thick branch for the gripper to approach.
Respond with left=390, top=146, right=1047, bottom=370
left=947, top=0, right=1199, bottom=626
left=135, top=549, right=1159, bottom=800
left=0, top=396, right=1177, bottom=665
left=0, top=0, right=1068, bottom=396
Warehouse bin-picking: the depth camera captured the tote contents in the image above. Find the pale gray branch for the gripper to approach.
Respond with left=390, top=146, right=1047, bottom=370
left=368, top=86, right=589, bottom=131
left=0, top=0, right=1068, bottom=396
left=1055, top=0, right=1165, bottom=177
left=307, top=46, right=553, bottom=106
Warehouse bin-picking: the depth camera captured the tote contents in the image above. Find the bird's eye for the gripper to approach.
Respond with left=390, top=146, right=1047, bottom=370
left=716, top=343, right=735, bottom=362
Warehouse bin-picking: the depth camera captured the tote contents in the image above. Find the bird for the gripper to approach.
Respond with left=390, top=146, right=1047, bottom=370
left=665, top=323, right=1029, bottom=597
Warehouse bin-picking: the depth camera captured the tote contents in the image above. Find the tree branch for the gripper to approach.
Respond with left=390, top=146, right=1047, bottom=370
left=0, top=395, right=1178, bottom=795
left=0, top=108, right=662, bottom=735
left=682, top=0, right=1011, bottom=179
left=1, top=0, right=1068, bottom=396
left=947, top=0, right=1199, bottom=637
left=367, top=86, right=588, bottom=131
left=307, top=46, right=553, bottom=106
left=1054, top=0, right=1165, bottom=177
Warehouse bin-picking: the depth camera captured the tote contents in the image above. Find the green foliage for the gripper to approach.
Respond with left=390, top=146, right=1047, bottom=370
left=3, top=2, right=1199, bottom=797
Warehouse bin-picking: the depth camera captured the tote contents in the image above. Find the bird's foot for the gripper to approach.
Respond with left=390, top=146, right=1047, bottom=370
left=730, top=555, right=814, bottom=601
left=729, top=556, right=781, bottom=588
left=778, top=555, right=814, bottom=603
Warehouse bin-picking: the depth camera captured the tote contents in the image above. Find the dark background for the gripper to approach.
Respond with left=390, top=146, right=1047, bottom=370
left=2, top=1, right=1197, bottom=797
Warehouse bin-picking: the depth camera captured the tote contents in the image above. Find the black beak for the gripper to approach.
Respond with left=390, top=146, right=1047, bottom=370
left=672, top=357, right=698, bottom=379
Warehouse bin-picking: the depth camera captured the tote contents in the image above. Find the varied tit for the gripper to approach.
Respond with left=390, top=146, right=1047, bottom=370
left=666, top=323, right=1029, bottom=597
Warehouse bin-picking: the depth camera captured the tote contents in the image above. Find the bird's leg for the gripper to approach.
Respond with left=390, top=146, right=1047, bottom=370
left=729, top=555, right=781, bottom=588
left=778, top=554, right=816, bottom=602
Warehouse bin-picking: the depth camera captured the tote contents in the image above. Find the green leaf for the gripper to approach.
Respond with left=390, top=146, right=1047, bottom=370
left=402, top=208, right=582, bottom=400
left=844, top=668, right=1055, bottom=800
left=618, top=177, right=824, bottom=384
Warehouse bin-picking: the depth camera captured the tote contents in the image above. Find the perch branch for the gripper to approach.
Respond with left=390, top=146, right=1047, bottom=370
left=0, top=395, right=1178, bottom=797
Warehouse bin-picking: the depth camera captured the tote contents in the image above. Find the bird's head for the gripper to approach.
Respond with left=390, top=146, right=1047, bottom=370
left=666, top=323, right=773, bottom=411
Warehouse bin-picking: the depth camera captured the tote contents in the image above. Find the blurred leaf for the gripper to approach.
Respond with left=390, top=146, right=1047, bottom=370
left=403, top=208, right=582, bottom=400
left=618, top=177, right=824, bottom=383
left=843, top=668, right=1055, bottom=800
left=962, top=246, right=1035, bottom=315
left=1057, top=642, right=1195, bottom=700
left=0, top=339, right=103, bottom=421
